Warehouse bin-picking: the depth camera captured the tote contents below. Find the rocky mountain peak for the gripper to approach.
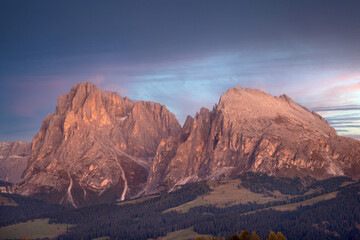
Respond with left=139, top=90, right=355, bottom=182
left=217, top=86, right=336, bottom=139
left=15, top=82, right=181, bottom=206
left=4, top=84, right=360, bottom=204
left=144, top=86, right=360, bottom=194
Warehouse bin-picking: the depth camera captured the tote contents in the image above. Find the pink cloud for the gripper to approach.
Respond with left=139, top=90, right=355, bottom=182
left=321, top=81, right=360, bottom=103
left=288, top=73, right=360, bottom=108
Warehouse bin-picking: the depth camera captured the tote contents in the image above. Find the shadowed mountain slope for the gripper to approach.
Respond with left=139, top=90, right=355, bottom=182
left=0, top=142, right=31, bottom=183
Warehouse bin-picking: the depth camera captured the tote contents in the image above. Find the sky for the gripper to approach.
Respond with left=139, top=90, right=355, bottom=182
left=1, top=0, right=360, bottom=142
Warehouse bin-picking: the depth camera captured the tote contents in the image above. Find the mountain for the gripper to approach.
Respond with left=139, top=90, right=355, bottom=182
left=13, top=82, right=180, bottom=207
left=0, top=142, right=31, bottom=183
left=144, top=87, right=360, bottom=194
left=5, top=84, right=360, bottom=205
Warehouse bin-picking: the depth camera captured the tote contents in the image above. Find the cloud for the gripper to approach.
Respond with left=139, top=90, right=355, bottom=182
left=91, top=48, right=360, bottom=129
left=1, top=0, right=360, bottom=143
left=310, top=104, right=360, bottom=141
left=322, top=81, right=360, bottom=102
left=335, top=129, right=349, bottom=133
left=327, top=117, right=360, bottom=125
left=331, top=124, right=360, bottom=128
left=2, top=41, right=360, bottom=141
left=296, top=74, right=360, bottom=107
left=311, top=105, right=360, bottom=112
left=89, top=75, right=105, bottom=86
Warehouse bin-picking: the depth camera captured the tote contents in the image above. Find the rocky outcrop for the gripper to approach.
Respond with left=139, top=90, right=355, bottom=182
left=144, top=87, right=360, bottom=194
left=0, top=142, right=31, bottom=183
left=6, top=84, right=360, bottom=204
left=15, top=82, right=180, bottom=206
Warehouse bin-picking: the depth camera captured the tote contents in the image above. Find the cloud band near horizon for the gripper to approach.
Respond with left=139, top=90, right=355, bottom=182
left=1, top=1, right=360, bottom=141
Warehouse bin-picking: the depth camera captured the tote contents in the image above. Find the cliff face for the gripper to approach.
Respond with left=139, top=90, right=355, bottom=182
left=145, top=87, right=360, bottom=194
left=16, top=82, right=180, bottom=207
left=6, top=84, right=360, bottom=204
left=0, top=142, right=31, bottom=183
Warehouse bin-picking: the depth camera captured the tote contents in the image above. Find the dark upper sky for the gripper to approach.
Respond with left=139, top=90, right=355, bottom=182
left=1, top=0, right=360, bottom=141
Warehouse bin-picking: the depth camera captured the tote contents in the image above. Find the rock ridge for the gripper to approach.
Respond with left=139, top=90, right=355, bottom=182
left=15, top=82, right=181, bottom=206
left=144, top=86, right=360, bottom=194
left=4, top=84, right=360, bottom=205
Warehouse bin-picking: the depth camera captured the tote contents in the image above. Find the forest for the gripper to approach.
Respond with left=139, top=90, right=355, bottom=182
left=0, top=174, right=359, bottom=239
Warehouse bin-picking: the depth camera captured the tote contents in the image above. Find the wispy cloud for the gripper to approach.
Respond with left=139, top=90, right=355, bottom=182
left=89, top=75, right=105, bottom=86
left=1, top=46, right=360, bottom=140
left=310, top=105, right=360, bottom=141
left=311, top=105, right=360, bottom=112
left=331, top=124, right=360, bottom=128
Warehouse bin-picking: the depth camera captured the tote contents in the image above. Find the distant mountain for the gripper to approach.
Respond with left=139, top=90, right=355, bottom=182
left=3, top=83, right=360, bottom=206
left=0, top=142, right=31, bottom=183
left=13, top=82, right=180, bottom=207
left=144, top=87, right=360, bottom=194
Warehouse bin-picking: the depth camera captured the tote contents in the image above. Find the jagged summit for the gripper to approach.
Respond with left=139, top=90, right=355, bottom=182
left=15, top=82, right=181, bottom=207
left=217, top=86, right=336, bottom=139
left=144, top=86, right=360, bottom=194
left=3, top=84, right=359, bottom=204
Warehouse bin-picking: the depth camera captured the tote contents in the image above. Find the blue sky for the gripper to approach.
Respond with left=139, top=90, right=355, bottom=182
left=1, top=0, right=360, bottom=141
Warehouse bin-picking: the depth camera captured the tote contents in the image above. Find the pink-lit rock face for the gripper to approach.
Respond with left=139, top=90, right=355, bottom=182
left=144, top=87, right=360, bottom=194
left=15, top=82, right=181, bottom=207
left=8, top=84, right=360, bottom=205
left=0, top=142, right=31, bottom=183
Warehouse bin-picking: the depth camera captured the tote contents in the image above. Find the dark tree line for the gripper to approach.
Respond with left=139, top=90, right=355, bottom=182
left=194, top=185, right=360, bottom=239
left=196, top=230, right=286, bottom=240
left=239, top=172, right=352, bottom=196
left=0, top=193, right=66, bottom=226
left=1, top=176, right=359, bottom=240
